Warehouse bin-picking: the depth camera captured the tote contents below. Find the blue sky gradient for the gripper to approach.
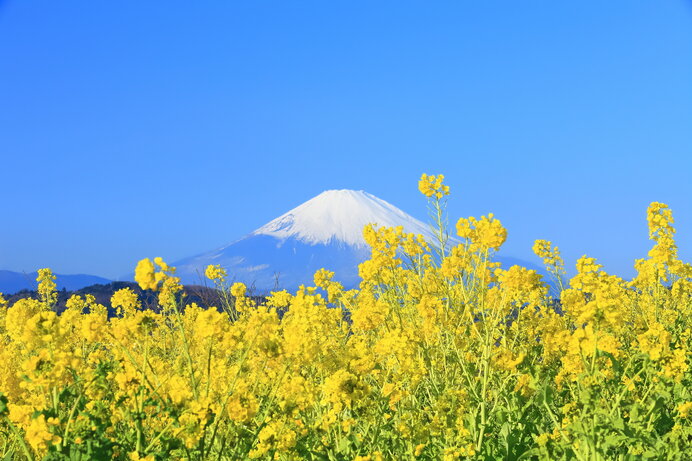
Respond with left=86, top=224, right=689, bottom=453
left=1, top=1, right=691, bottom=279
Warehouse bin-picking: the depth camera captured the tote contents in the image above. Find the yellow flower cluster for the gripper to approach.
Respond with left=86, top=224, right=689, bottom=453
left=205, top=264, right=227, bottom=283
left=533, top=239, right=566, bottom=290
left=111, top=288, right=140, bottom=317
left=0, top=176, right=690, bottom=460
left=456, top=213, right=507, bottom=251
left=418, top=173, right=450, bottom=199
left=36, top=268, right=58, bottom=308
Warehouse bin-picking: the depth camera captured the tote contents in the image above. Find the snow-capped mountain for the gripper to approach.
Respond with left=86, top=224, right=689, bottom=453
left=251, top=189, right=436, bottom=247
left=173, top=190, right=536, bottom=292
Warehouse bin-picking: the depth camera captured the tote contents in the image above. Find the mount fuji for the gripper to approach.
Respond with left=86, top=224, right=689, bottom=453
left=173, top=190, right=537, bottom=292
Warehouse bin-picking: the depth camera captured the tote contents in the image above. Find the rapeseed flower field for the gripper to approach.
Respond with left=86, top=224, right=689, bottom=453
left=0, top=175, right=689, bottom=460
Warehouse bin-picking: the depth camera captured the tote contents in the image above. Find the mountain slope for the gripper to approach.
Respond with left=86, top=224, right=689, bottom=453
left=173, top=189, right=541, bottom=293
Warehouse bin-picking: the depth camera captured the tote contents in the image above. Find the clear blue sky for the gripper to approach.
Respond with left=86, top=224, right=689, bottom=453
left=1, top=1, right=690, bottom=280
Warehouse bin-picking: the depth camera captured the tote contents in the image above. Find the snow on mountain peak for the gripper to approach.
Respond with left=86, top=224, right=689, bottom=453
left=252, top=189, right=435, bottom=247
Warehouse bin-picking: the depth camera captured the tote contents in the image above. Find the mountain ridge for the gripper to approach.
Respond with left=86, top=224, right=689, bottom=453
left=0, top=270, right=112, bottom=295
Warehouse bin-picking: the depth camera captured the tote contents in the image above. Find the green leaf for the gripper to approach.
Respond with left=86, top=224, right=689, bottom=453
left=0, top=393, right=8, bottom=416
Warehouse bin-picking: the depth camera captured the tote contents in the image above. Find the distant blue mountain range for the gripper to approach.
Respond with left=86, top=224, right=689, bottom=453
left=0, top=270, right=111, bottom=295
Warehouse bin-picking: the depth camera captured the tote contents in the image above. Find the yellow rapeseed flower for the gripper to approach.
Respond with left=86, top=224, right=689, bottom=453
left=418, top=173, right=450, bottom=199
left=205, top=264, right=227, bottom=282
left=230, top=282, right=246, bottom=298
left=134, top=258, right=157, bottom=291
left=36, top=268, right=57, bottom=308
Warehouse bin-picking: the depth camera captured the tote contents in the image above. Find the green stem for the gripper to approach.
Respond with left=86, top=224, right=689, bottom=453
left=3, top=416, right=34, bottom=461
left=144, top=417, right=177, bottom=453
left=476, top=344, right=490, bottom=452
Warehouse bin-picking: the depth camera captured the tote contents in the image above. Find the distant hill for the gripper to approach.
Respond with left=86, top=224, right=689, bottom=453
left=0, top=270, right=111, bottom=295
left=2, top=281, right=232, bottom=313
